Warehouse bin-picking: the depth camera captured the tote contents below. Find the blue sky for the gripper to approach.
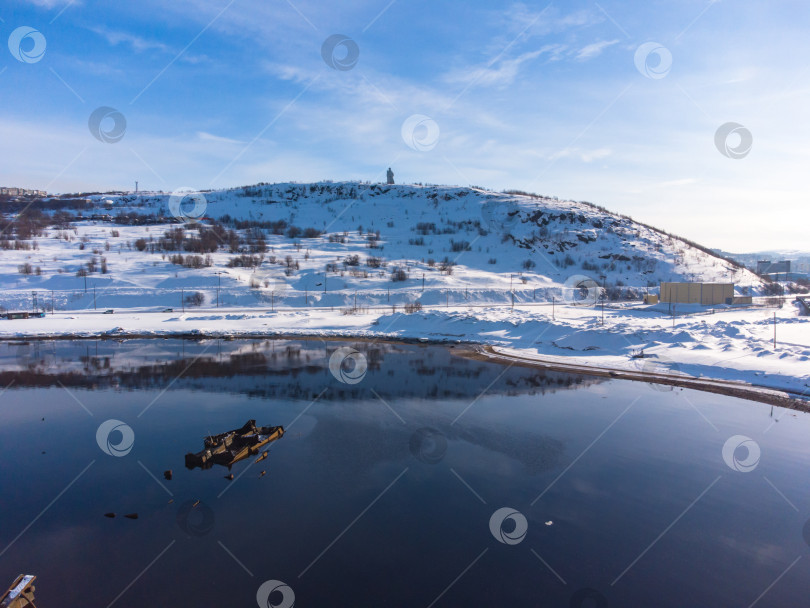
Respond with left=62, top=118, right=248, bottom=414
left=2, top=0, right=808, bottom=251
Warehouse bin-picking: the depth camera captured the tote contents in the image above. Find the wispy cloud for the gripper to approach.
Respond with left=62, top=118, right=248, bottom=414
left=575, top=39, right=620, bottom=61
left=87, top=25, right=210, bottom=65
left=89, top=26, right=171, bottom=53
left=197, top=131, right=244, bottom=145
left=499, top=3, right=602, bottom=38
left=444, top=49, right=547, bottom=88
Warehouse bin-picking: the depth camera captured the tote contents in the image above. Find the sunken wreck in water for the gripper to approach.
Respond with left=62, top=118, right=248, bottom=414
left=184, top=420, right=284, bottom=470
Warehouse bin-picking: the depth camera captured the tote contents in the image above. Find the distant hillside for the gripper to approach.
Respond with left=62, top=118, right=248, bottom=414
left=0, top=182, right=763, bottom=312
left=712, top=248, right=810, bottom=274
left=96, top=181, right=759, bottom=286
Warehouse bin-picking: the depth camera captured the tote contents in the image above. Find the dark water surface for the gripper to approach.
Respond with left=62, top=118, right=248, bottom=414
left=1, top=339, right=809, bottom=607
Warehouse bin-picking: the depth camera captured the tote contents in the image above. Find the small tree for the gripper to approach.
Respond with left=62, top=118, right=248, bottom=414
left=391, top=267, right=407, bottom=282
left=184, top=291, right=205, bottom=307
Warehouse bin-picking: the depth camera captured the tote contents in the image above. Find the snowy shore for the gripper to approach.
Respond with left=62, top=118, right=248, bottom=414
left=2, top=302, right=807, bottom=402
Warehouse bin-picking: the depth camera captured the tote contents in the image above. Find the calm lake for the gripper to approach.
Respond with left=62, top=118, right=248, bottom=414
left=0, top=338, right=809, bottom=607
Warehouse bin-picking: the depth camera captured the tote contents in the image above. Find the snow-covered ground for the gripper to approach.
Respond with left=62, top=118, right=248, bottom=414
left=1, top=182, right=807, bottom=398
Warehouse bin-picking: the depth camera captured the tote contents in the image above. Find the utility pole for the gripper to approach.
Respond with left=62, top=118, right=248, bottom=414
left=93, top=285, right=97, bottom=310
left=182, top=288, right=185, bottom=313
left=552, top=296, right=555, bottom=320
left=511, top=290, right=514, bottom=311
left=216, top=273, right=221, bottom=308
left=422, top=273, right=425, bottom=292
left=601, top=300, right=604, bottom=325
left=774, top=312, right=777, bottom=349
left=51, top=290, right=54, bottom=315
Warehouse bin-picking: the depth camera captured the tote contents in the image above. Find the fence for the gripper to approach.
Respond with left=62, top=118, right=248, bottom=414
left=0, top=286, right=787, bottom=318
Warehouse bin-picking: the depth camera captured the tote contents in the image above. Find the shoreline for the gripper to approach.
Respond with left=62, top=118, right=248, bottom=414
left=462, top=344, right=810, bottom=412
left=2, top=327, right=808, bottom=413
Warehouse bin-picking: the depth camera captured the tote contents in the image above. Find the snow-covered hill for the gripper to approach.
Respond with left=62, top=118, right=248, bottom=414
left=2, top=182, right=761, bottom=312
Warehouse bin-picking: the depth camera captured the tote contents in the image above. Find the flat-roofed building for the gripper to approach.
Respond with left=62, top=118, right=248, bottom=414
left=660, top=282, right=734, bottom=305
left=757, top=260, right=791, bottom=275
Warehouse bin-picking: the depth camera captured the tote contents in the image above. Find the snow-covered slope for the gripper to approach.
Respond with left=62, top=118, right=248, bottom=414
left=2, top=182, right=761, bottom=312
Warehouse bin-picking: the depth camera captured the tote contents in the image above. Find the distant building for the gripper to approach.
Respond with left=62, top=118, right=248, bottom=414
left=5, top=311, right=46, bottom=320
left=386, top=167, right=394, bottom=185
left=0, top=187, right=46, bottom=197
left=660, top=282, right=734, bottom=305
left=756, top=260, right=790, bottom=275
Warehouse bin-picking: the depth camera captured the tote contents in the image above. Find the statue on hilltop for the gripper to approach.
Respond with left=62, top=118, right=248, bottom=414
left=386, top=167, right=394, bottom=185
